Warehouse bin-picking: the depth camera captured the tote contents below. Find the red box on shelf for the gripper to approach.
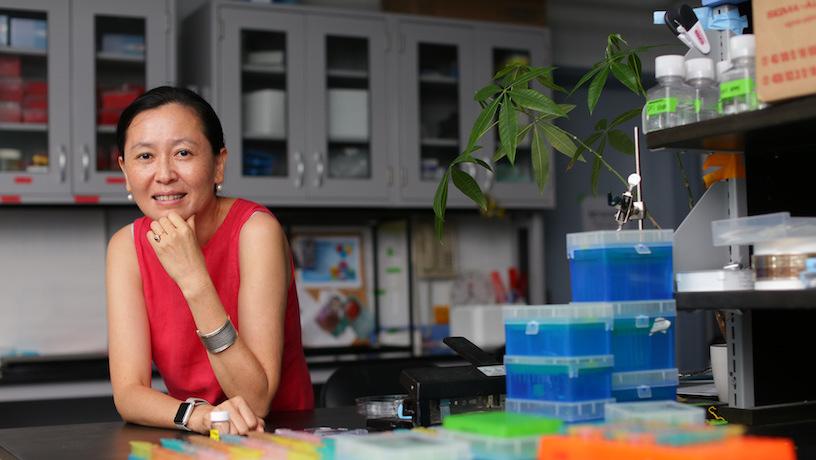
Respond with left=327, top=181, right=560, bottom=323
left=98, top=107, right=122, bottom=126
left=22, top=107, right=47, bottom=123
left=23, top=80, right=47, bottom=97
left=0, top=101, right=22, bottom=123
left=22, top=94, right=47, bottom=110
left=0, top=56, right=22, bottom=78
left=0, top=77, right=23, bottom=102
left=100, top=85, right=144, bottom=110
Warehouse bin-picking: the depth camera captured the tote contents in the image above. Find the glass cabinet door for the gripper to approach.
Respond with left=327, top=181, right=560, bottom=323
left=477, top=29, right=554, bottom=208
left=218, top=7, right=306, bottom=201
left=71, top=0, right=172, bottom=198
left=304, top=15, right=390, bottom=203
left=0, top=0, right=70, bottom=199
left=398, top=22, right=477, bottom=205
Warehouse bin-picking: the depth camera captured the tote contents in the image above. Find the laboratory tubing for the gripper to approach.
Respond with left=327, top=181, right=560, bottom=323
left=683, top=58, right=719, bottom=122
left=642, top=55, right=694, bottom=133
left=719, top=34, right=767, bottom=115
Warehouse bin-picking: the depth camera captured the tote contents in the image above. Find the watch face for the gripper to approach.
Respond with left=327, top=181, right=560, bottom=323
left=174, top=402, right=191, bottom=425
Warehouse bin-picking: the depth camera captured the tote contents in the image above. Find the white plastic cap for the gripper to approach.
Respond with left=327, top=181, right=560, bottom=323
left=685, top=58, right=715, bottom=81
left=210, top=411, right=230, bottom=423
left=655, top=55, right=686, bottom=79
left=716, top=61, right=732, bottom=81
left=730, top=34, right=755, bottom=59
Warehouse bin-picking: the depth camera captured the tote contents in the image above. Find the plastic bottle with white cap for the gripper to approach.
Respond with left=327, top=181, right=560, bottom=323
left=642, top=55, right=694, bottom=133
left=210, top=410, right=230, bottom=436
left=719, top=34, right=767, bottom=115
left=683, top=57, right=719, bottom=122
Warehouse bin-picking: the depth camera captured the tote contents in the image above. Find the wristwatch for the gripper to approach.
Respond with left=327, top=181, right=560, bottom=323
left=173, top=397, right=208, bottom=431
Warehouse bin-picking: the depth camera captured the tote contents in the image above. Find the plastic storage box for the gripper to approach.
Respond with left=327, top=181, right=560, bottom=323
left=612, top=368, right=679, bottom=402
left=567, top=230, right=674, bottom=302
left=506, top=398, right=612, bottom=423
left=334, top=431, right=470, bottom=460
left=442, top=411, right=563, bottom=438
left=437, top=429, right=544, bottom=460
left=504, top=304, right=612, bottom=357
left=604, top=400, right=706, bottom=425
left=504, top=355, right=613, bottom=401
left=606, top=299, right=676, bottom=372
left=451, top=305, right=505, bottom=350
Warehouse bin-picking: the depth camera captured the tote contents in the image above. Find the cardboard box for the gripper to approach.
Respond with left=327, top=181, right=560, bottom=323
left=754, top=0, right=816, bottom=102
left=382, top=0, right=546, bottom=27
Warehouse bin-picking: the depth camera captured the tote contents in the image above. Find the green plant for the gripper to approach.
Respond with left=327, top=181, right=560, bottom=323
left=433, top=34, right=660, bottom=236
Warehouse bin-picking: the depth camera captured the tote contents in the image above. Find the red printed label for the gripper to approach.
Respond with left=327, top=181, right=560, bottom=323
left=13, top=176, right=32, bottom=184
left=74, top=195, right=100, bottom=204
left=1, top=195, right=22, bottom=204
left=106, top=176, right=127, bottom=185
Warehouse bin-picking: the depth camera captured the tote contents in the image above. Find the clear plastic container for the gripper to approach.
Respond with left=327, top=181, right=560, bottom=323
left=719, top=34, right=767, bottom=115
left=437, top=428, right=543, bottom=460
left=504, top=355, right=613, bottom=402
left=334, top=431, right=470, bottom=460
left=506, top=398, right=612, bottom=423
left=611, top=368, right=679, bottom=402
left=605, top=300, right=676, bottom=372
left=503, top=304, right=612, bottom=357
left=683, top=58, right=719, bottom=123
left=642, top=55, right=694, bottom=133
left=355, top=395, right=409, bottom=420
left=566, top=230, right=674, bottom=302
left=604, top=400, right=706, bottom=425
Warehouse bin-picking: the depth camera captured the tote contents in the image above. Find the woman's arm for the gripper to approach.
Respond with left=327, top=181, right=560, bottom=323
left=150, top=212, right=288, bottom=417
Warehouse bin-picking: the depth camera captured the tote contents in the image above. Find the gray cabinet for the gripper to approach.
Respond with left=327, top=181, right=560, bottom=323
left=0, top=0, right=176, bottom=202
left=186, top=2, right=392, bottom=205
left=475, top=27, right=554, bottom=209
left=396, top=20, right=477, bottom=207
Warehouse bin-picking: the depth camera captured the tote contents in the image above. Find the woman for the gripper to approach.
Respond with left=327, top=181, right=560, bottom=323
left=106, top=86, right=313, bottom=435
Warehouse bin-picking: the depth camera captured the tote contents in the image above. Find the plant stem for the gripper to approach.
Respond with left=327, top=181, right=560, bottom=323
left=674, top=150, right=695, bottom=211
left=569, top=135, right=628, bottom=186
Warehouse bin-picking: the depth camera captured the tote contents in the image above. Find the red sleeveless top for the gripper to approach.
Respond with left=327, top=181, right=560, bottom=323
left=133, top=198, right=313, bottom=411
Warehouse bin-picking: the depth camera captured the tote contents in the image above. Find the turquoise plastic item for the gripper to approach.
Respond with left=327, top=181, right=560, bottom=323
left=504, top=355, right=613, bottom=402
left=506, top=398, right=612, bottom=423
left=438, top=429, right=545, bottom=460
left=504, top=304, right=612, bottom=357
left=567, top=230, right=674, bottom=302
left=604, top=400, right=706, bottom=425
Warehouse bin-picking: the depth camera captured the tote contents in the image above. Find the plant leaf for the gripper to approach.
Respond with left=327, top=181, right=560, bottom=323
left=508, top=89, right=566, bottom=117
left=536, top=73, right=568, bottom=94
left=531, top=124, right=550, bottom=193
left=499, top=94, right=518, bottom=165
left=474, top=83, right=501, bottom=102
left=608, top=129, right=635, bottom=155
left=540, top=123, right=577, bottom=159
left=627, top=52, right=645, bottom=96
left=569, top=64, right=603, bottom=95
left=509, top=66, right=554, bottom=88
left=493, top=145, right=506, bottom=162
left=609, top=107, right=642, bottom=129
left=451, top=167, right=486, bottom=210
left=569, top=132, right=601, bottom=171
left=610, top=60, right=641, bottom=95
left=594, top=118, right=608, bottom=131
left=587, top=67, right=609, bottom=115
left=493, top=63, right=525, bottom=81
left=433, top=169, right=450, bottom=239
left=466, top=96, right=501, bottom=152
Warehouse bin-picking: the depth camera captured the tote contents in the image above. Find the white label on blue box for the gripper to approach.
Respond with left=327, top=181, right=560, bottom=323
left=525, top=320, right=539, bottom=335
left=634, top=244, right=652, bottom=255
left=478, top=365, right=506, bottom=377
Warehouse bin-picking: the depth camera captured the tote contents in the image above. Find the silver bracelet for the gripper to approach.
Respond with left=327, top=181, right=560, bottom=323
left=197, top=316, right=238, bottom=354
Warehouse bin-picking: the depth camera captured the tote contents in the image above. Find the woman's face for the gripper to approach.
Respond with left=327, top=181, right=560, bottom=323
left=118, top=103, right=226, bottom=221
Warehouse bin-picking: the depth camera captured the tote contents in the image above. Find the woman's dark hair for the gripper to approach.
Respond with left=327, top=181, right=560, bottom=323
left=116, top=86, right=225, bottom=159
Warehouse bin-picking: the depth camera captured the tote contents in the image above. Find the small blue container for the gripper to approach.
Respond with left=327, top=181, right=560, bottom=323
left=506, top=398, right=612, bottom=423
left=607, top=300, right=676, bottom=372
left=567, top=230, right=674, bottom=302
left=611, top=368, right=678, bottom=402
left=504, top=304, right=612, bottom=357
left=504, top=355, right=613, bottom=402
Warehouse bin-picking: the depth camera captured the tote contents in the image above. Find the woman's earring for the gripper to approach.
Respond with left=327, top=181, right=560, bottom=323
left=127, top=193, right=133, bottom=202
left=216, top=183, right=223, bottom=193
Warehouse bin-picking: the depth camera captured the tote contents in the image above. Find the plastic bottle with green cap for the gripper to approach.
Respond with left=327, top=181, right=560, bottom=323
left=642, top=55, right=694, bottom=133
left=719, top=34, right=768, bottom=115
left=683, top=57, right=719, bottom=123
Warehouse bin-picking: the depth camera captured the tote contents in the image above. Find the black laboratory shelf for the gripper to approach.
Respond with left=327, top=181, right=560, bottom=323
left=676, top=289, right=816, bottom=311
left=646, top=94, right=816, bottom=152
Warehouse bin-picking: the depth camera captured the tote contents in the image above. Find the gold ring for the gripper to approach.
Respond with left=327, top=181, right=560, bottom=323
left=153, top=233, right=161, bottom=243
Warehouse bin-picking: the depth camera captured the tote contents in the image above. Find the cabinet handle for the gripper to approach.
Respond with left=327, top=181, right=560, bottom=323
left=81, top=145, right=90, bottom=182
left=294, top=151, right=305, bottom=188
left=58, top=145, right=67, bottom=183
left=313, top=152, right=325, bottom=188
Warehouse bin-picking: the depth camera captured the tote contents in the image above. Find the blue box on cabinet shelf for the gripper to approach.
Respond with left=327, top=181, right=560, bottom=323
left=503, top=304, right=612, bottom=357
left=504, top=354, right=613, bottom=402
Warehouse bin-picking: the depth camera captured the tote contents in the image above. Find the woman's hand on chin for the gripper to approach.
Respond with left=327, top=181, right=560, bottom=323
left=147, top=211, right=207, bottom=291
